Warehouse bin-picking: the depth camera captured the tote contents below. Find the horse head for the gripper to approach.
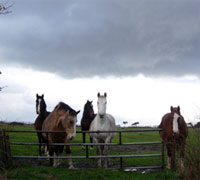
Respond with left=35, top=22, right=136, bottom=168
left=170, top=106, right=181, bottom=115
left=97, top=92, right=107, bottom=118
left=170, top=106, right=181, bottom=134
left=84, top=100, right=94, bottom=117
left=56, top=109, right=80, bottom=140
left=36, top=94, right=46, bottom=114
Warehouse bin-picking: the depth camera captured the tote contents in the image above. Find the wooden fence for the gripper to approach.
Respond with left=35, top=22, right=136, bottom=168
left=1, top=128, right=164, bottom=170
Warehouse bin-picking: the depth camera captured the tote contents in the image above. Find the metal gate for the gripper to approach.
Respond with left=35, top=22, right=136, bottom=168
left=3, top=128, right=164, bottom=170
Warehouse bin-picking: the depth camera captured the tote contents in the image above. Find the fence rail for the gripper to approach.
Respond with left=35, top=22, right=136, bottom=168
left=3, top=128, right=164, bottom=170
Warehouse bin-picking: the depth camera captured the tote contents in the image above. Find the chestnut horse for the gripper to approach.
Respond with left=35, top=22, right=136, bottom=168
left=81, top=100, right=96, bottom=149
left=34, top=94, right=50, bottom=156
left=42, top=102, right=80, bottom=168
left=158, top=106, right=188, bottom=170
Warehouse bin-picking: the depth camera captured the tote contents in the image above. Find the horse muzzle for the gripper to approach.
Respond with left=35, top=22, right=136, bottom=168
left=67, top=135, right=75, bottom=140
left=99, top=114, right=104, bottom=118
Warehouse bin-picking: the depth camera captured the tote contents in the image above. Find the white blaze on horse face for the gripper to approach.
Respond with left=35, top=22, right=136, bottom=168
left=97, top=96, right=107, bottom=118
left=66, top=116, right=77, bottom=140
left=173, top=113, right=180, bottom=133
left=73, top=116, right=77, bottom=138
left=37, top=99, right=41, bottom=114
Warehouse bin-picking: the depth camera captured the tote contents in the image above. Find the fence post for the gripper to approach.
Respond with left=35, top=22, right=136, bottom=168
left=0, top=129, right=12, bottom=167
left=161, top=128, right=165, bottom=169
left=119, top=131, right=123, bottom=169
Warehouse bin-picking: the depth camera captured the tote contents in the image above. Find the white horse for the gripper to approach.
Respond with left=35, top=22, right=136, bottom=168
left=89, top=92, right=116, bottom=168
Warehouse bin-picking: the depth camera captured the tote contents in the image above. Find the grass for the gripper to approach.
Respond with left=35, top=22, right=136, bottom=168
left=5, top=165, right=177, bottom=180
left=0, top=124, right=178, bottom=180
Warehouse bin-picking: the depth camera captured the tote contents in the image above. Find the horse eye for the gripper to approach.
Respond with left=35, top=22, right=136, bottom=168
left=70, top=120, right=74, bottom=124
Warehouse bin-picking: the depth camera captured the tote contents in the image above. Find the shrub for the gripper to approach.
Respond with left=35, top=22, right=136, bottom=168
left=177, top=128, right=200, bottom=180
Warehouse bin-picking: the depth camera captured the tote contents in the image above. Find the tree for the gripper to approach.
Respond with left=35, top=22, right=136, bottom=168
left=132, top=122, right=139, bottom=126
left=123, top=121, right=128, bottom=127
left=0, top=0, right=13, bottom=15
left=0, top=71, right=7, bottom=91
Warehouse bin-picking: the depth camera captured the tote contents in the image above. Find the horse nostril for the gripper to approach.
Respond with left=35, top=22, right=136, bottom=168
left=70, top=136, right=74, bottom=140
left=99, top=114, right=104, bottom=118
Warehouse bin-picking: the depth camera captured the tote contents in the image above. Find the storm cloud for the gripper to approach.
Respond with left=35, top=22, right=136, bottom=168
left=1, top=0, right=200, bottom=78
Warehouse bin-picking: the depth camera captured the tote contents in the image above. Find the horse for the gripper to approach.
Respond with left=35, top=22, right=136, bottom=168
left=42, top=102, right=80, bottom=168
left=34, top=94, right=50, bottom=156
left=81, top=100, right=96, bottom=149
left=89, top=92, right=116, bottom=168
left=158, top=106, right=188, bottom=171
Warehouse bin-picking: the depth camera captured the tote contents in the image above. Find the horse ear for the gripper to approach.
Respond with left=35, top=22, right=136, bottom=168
left=104, top=92, right=107, bottom=97
left=42, top=94, right=44, bottom=98
left=36, top=94, right=38, bottom=98
left=170, top=106, right=173, bottom=112
left=76, top=110, right=80, bottom=115
left=97, top=92, right=100, bottom=97
left=177, top=106, right=180, bottom=113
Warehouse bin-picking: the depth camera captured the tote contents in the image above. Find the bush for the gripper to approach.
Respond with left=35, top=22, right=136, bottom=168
left=177, top=128, right=200, bottom=179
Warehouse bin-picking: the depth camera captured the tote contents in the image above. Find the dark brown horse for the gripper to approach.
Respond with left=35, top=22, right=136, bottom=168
left=80, top=100, right=96, bottom=149
left=42, top=102, right=80, bottom=168
left=158, top=106, right=188, bottom=170
left=34, top=94, right=50, bottom=156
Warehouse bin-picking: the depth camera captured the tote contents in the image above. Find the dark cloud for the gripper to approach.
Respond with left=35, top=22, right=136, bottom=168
left=1, top=0, right=200, bottom=78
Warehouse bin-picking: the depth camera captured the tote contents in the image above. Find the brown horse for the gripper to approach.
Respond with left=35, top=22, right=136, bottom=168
left=42, top=102, right=80, bottom=168
left=34, top=94, right=50, bottom=156
left=80, top=100, right=96, bottom=149
left=158, top=106, right=188, bottom=170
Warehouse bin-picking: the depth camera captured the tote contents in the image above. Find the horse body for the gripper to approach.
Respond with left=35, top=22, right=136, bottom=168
left=159, top=106, right=188, bottom=170
left=34, top=94, right=50, bottom=156
left=89, top=93, right=116, bottom=168
left=42, top=102, right=80, bottom=168
left=81, top=100, right=96, bottom=149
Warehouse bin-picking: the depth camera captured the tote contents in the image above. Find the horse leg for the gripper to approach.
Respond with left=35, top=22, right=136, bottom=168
left=93, top=138, right=101, bottom=168
left=49, top=148, right=54, bottom=166
left=166, top=140, right=175, bottom=169
left=90, top=137, right=93, bottom=150
left=36, top=134, right=42, bottom=165
left=41, top=134, right=49, bottom=157
left=98, top=145, right=104, bottom=168
left=65, top=141, right=74, bottom=169
left=82, top=132, right=85, bottom=150
left=53, top=152, right=58, bottom=167
left=103, top=138, right=111, bottom=168
left=178, top=139, right=186, bottom=171
left=171, top=143, right=175, bottom=169
left=37, top=133, right=42, bottom=156
left=103, top=145, right=108, bottom=168
left=53, top=145, right=64, bottom=168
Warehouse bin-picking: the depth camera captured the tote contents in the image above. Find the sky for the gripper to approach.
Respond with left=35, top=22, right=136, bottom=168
left=1, top=0, right=200, bottom=126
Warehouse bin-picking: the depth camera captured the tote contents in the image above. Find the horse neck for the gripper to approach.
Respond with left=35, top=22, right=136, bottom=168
left=39, top=109, right=48, bottom=119
left=83, top=110, right=93, bottom=121
left=97, top=114, right=106, bottom=124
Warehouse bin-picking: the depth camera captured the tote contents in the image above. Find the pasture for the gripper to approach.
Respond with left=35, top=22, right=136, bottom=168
left=0, top=123, right=178, bottom=180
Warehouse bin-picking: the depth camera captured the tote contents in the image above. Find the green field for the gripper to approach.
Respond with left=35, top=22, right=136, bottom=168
left=1, top=124, right=178, bottom=180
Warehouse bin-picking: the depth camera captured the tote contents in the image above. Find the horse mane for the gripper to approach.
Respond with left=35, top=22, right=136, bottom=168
left=55, top=102, right=77, bottom=115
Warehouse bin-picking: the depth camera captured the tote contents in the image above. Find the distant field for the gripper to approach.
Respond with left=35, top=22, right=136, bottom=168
left=0, top=124, right=178, bottom=180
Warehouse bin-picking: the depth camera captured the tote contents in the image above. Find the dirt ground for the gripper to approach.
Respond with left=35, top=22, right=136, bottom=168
left=13, top=144, right=163, bottom=170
